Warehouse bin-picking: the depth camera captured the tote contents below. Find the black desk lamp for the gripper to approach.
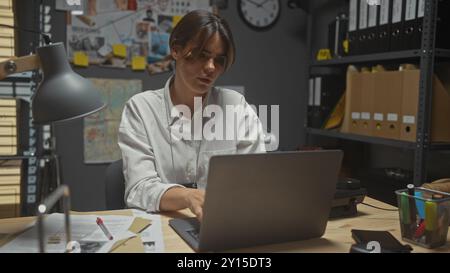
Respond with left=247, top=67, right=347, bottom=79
left=0, top=37, right=105, bottom=252
left=32, top=42, right=106, bottom=123
left=1, top=42, right=105, bottom=123
left=1, top=40, right=105, bottom=195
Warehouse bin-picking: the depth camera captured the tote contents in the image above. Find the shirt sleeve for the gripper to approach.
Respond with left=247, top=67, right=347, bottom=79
left=236, top=97, right=267, bottom=154
left=118, top=98, right=183, bottom=212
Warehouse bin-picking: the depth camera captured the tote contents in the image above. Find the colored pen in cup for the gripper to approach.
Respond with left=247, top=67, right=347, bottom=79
left=407, top=184, right=418, bottom=236
left=96, top=217, right=114, bottom=240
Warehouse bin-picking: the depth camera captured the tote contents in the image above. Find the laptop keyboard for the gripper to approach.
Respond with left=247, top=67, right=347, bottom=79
left=187, top=229, right=200, bottom=241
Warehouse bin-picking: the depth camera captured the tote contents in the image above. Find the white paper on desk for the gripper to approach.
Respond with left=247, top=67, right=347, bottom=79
left=0, top=214, right=69, bottom=253
left=96, top=230, right=137, bottom=253
left=132, top=209, right=165, bottom=253
left=0, top=214, right=136, bottom=253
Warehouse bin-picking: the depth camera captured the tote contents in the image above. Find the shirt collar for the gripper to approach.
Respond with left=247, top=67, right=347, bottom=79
left=164, top=75, right=213, bottom=126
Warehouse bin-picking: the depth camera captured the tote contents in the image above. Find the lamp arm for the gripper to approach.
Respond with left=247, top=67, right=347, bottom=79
left=0, top=54, right=41, bottom=80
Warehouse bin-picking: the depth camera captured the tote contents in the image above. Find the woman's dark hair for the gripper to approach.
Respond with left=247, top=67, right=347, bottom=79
left=169, top=10, right=236, bottom=71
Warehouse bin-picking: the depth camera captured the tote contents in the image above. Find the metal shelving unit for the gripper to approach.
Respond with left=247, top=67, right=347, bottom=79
left=0, top=73, right=40, bottom=217
left=311, top=48, right=450, bottom=67
left=0, top=0, right=47, bottom=217
left=305, top=0, right=447, bottom=186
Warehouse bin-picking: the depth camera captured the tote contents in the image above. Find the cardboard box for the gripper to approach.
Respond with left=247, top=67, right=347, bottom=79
left=373, top=71, right=403, bottom=140
left=400, top=69, right=420, bottom=142
left=400, top=67, right=450, bottom=142
left=359, top=72, right=375, bottom=136
left=372, top=72, right=386, bottom=138
left=342, top=70, right=363, bottom=134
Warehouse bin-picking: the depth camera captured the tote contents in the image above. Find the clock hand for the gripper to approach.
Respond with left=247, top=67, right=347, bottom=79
left=244, top=0, right=263, bottom=7
left=243, top=0, right=275, bottom=21
left=258, top=2, right=272, bottom=14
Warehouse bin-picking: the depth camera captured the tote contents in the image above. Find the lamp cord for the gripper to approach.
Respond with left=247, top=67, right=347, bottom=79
left=361, top=202, right=398, bottom=212
left=0, top=24, right=52, bottom=45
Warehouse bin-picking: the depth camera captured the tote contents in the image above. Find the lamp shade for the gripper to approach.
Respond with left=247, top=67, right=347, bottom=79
left=32, top=43, right=105, bottom=124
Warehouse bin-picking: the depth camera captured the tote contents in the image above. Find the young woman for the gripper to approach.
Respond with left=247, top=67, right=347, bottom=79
left=118, top=10, right=266, bottom=220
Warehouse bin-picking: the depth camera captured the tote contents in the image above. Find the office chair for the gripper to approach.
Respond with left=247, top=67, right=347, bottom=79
left=105, top=159, right=126, bottom=210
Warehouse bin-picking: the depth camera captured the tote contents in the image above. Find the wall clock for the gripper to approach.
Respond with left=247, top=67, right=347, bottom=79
left=238, top=0, right=281, bottom=31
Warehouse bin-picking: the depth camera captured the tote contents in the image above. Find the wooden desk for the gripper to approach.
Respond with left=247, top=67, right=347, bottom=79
left=1, top=197, right=449, bottom=253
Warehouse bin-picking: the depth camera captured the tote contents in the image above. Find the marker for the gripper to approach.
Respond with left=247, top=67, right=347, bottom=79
left=406, top=185, right=418, bottom=236
left=415, top=191, right=425, bottom=220
left=400, top=192, right=411, bottom=225
left=425, top=201, right=437, bottom=230
left=400, top=192, right=413, bottom=239
left=425, top=201, right=437, bottom=246
left=96, top=217, right=114, bottom=240
left=414, top=219, right=426, bottom=239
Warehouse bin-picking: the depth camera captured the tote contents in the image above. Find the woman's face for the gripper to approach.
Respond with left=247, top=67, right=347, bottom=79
left=172, top=32, right=227, bottom=97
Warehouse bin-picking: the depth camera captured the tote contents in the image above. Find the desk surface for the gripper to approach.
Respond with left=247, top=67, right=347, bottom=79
left=1, top=197, right=449, bottom=253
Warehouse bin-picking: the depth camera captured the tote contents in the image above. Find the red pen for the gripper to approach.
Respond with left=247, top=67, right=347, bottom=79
left=96, top=217, right=114, bottom=240
left=414, top=219, right=426, bottom=239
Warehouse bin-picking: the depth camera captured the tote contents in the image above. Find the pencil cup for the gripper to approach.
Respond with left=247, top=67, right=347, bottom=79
left=395, top=187, right=450, bottom=249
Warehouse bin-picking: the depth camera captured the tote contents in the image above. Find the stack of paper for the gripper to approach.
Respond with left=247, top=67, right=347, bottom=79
left=0, top=0, right=14, bottom=62
left=0, top=99, right=17, bottom=156
left=0, top=159, right=20, bottom=219
left=0, top=211, right=165, bottom=253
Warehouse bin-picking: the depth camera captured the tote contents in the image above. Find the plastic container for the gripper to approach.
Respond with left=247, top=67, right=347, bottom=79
left=395, top=187, right=450, bottom=249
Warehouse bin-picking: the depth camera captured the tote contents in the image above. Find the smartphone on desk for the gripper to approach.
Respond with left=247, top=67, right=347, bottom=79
left=351, top=229, right=412, bottom=253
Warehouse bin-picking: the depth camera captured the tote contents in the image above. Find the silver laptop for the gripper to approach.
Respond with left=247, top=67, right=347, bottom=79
left=169, top=150, right=343, bottom=252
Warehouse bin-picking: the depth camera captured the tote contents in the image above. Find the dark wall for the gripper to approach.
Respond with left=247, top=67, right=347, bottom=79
left=33, top=1, right=309, bottom=211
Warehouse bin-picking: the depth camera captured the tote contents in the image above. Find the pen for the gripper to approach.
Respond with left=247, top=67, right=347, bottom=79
left=407, top=184, right=418, bottom=236
left=96, top=217, right=114, bottom=240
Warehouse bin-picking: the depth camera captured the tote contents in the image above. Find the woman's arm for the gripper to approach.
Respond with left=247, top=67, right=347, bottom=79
left=160, top=187, right=205, bottom=221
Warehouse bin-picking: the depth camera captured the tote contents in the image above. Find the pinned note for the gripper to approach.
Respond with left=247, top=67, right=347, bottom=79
left=113, top=44, right=127, bottom=58
left=173, top=15, right=183, bottom=28
left=132, top=56, right=146, bottom=71
left=316, top=49, right=332, bottom=61
left=73, top=51, right=89, bottom=67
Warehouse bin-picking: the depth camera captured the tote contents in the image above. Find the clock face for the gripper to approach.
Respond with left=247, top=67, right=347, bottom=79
left=238, top=0, right=281, bottom=31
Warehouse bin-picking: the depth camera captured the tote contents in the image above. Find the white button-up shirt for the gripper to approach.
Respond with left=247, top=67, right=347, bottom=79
left=118, top=76, right=266, bottom=212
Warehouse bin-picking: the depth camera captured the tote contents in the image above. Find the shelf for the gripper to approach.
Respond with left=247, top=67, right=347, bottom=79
left=436, top=48, right=450, bottom=59
left=306, top=128, right=415, bottom=149
left=306, top=128, right=450, bottom=150
left=310, top=48, right=450, bottom=67
left=0, top=72, right=33, bottom=83
left=0, top=155, right=34, bottom=160
left=430, top=143, right=450, bottom=151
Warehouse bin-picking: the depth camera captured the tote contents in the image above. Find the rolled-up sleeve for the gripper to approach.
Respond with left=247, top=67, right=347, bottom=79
left=118, top=99, right=182, bottom=212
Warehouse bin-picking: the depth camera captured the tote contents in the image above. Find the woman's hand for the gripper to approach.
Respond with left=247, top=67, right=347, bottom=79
left=183, top=189, right=205, bottom=221
left=160, top=187, right=205, bottom=221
